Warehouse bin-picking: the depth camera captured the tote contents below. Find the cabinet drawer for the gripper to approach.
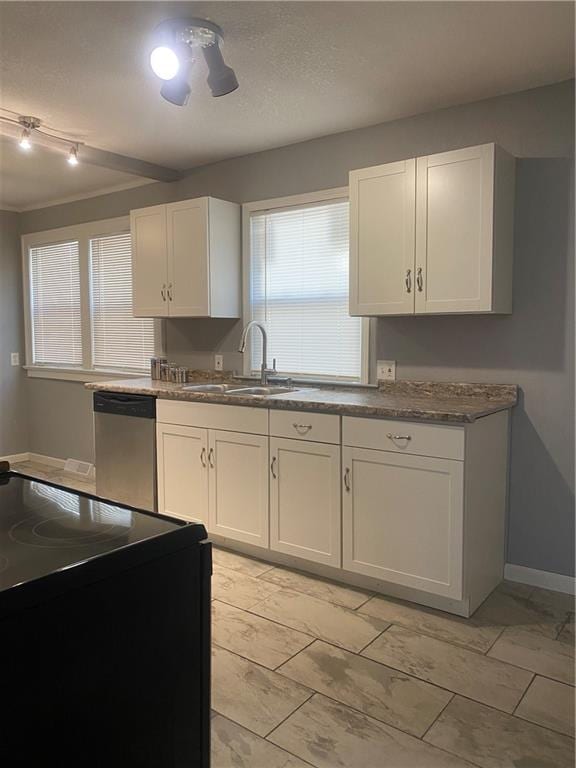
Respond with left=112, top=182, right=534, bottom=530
left=157, top=400, right=268, bottom=435
left=342, top=416, right=464, bottom=460
left=270, top=409, right=340, bottom=444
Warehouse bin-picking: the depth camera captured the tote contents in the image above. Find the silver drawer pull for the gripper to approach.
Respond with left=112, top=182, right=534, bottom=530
left=208, top=448, right=215, bottom=468
left=293, top=423, right=312, bottom=434
left=200, top=447, right=207, bottom=467
left=387, top=433, right=412, bottom=441
left=271, top=456, right=277, bottom=479
left=344, top=467, right=351, bottom=492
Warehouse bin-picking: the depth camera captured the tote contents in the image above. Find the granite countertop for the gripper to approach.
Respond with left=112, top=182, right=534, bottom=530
left=86, top=376, right=518, bottom=424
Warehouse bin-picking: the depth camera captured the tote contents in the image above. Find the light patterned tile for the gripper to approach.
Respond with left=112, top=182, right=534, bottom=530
left=260, top=566, right=372, bottom=609
left=211, top=645, right=312, bottom=737
left=515, top=676, right=575, bottom=738
left=474, top=581, right=570, bottom=639
left=212, top=600, right=312, bottom=669
left=359, top=594, right=502, bottom=652
left=269, top=693, right=474, bottom=768
left=251, top=589, right=388, bottom=653
left=211, top=714, right=310, bottom=768
left=212, top=547, right=275, bottom=577
left=212, top=565, right=281, bottom=610
left=278, top=639, right=452, bottom=737
left=425, top=695, right=575, bottom=768
left=362, top=625, right=533, bottom=713
left=488, top=626, right=574, bottom=684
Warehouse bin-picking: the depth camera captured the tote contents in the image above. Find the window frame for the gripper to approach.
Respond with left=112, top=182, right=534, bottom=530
left=22, top=217, right=164, bottom=382
left=242, top=188, right=370, bottom=385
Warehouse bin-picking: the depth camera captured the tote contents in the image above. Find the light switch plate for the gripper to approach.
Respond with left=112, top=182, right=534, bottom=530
left=10, top=352, right=20, bottom=366
left=214, top=354, right=224, bottom=371
left=377, top=360, right=396, bottom=381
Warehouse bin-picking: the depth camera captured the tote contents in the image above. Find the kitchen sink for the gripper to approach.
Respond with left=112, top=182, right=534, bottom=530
left=181, top=383, right=243, bottom=393
left=226, top=386, right=299, bottom=396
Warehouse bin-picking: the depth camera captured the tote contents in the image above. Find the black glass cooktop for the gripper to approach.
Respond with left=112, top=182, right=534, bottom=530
left=0, top=474, right=181, bottom=593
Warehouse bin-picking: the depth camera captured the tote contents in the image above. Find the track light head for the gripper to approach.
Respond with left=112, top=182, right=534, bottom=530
left=68, top=145, right=79, bottom=165
left=149, top=17, right=238, bottom=105
left=17, top=116, right=40, bottom=150
left=19, top=127, right=31, bottom=150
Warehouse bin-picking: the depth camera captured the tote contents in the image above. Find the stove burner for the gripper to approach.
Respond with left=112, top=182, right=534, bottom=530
left=10, top=509, right=135, bottom=549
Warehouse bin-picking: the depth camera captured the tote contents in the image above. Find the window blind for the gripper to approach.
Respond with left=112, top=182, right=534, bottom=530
left=90, top=232, right=156, bottom=372
left=29, top=240, right=82, bottom=366
left=249, top=200, right=362, bottom=380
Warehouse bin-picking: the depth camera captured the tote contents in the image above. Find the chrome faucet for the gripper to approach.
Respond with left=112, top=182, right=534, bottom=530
left=238, top=321, right=277, bottom=385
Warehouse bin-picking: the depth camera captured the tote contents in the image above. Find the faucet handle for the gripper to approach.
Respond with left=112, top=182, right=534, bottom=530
left=272, top=358, right=277, bottom=373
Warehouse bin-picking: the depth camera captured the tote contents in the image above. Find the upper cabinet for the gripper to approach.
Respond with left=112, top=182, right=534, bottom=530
left=131, top=196, right=241, bottom=318
left=349, top=143, right=515, bottom=316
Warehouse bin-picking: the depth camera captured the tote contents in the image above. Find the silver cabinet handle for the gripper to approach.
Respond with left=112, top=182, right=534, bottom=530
left=387, top=433, right=412, bottom=441
left=200, top=447, right=207, bottom=468
left=405, top=269, right=412, bottom=293
left=167, top=283, right=173, bottom=301
left=344, top=467, right=351, bottom=492
left=271, top=456, right=277, bottom=479
left=208, top=448, right=215, bottom=468
left=416, top=267, right=423, bottom=292
left=161, top=284, right=167, bottom=301
left=293, top=423, right=312, bottom=435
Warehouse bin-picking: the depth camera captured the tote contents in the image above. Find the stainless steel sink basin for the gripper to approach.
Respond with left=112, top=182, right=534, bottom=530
left=226, top=386, right=299, bottom=396
left=181, top=383, right=242, bottom=393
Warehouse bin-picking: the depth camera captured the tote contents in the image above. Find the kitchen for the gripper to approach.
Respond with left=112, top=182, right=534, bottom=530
left=0, top=2, right=574, bottom=767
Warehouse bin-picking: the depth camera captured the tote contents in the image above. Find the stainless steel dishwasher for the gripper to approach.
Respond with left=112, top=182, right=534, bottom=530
left=94, top=391, right=157, bottom=512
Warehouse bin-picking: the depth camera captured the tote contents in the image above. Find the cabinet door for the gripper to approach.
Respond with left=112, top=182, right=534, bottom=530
left=208, top=430, right=269, bottom=547
left=166, top=198, right=210, bottom=317
left=342, top=447, right=463, bottom=599
left=131, top=205, right=169, bottom=317
left=349, top=160, right=416, bottom=315
left=270, top=438, right=341, bottom=567
left=156, top=423, right=208, bottom=524
left=415, top=144, right=494, bottom=314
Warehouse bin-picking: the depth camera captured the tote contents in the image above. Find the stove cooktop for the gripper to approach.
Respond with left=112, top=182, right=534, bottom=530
left=0, top=473, right=181, bottom=593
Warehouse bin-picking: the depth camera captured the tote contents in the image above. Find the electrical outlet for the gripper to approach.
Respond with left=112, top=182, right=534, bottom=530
left=214, top=354, right=224, bottom=371
left=10, top=352, right=20, bottom=367
left=377, top=360, right=396, bottom=381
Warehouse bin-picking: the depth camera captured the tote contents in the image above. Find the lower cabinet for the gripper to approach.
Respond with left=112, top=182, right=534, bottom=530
left=156, top=423, right=208, bottom=524
left=342, top=446, right=464, bottom=599
left=270, top=437, right=341, bottom=567
left=208, top=429, right=269, bottom=547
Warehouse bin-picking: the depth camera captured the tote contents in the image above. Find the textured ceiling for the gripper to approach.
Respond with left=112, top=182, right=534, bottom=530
left=0, top=1, right=573, bottom=209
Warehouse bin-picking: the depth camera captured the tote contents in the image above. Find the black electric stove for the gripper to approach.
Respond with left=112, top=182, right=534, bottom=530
left=1, top=471, right=211, bottom=768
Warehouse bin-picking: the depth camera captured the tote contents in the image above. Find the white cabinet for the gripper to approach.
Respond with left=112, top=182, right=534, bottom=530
left=131, top=196, right=240, bottom=318
left=208, top=429, right=269, bottom=547
left=270, top=437, right=341, bottom=567
left=342, top=446, right=463, bottom=599
left=349, top=160, right=416, bottom=315
left=350, top=143, right=515, bottom=316
left=156, top=423, right=208, bottom=524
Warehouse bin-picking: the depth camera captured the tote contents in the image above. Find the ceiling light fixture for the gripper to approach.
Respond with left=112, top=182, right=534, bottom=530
left=19, top=127, right=31, bottom=150
left=67, top=145, right=79, bottom=166
left=18, top=116, right=40, bottom=150
left=149, top=18, right=238, bottom=105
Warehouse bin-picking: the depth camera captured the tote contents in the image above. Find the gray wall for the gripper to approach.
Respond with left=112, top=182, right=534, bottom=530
left=17, top=79, right=575, bottom=577
left=0, top=210, right=28, bottom=455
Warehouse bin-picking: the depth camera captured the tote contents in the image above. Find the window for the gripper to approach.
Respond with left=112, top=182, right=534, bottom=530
left=23, top=218, right=160, bottom=380
left=90, top=233, right=156, bottom=372
left=29, top=240, right=82, bottom=367
left=247, top=193, right=366, bottom=382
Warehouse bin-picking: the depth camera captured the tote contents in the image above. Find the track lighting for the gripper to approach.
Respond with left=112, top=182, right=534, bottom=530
left=68, top=145, right=79, bottom=165
left=19, top=127, right=31, bottom=150
left=149, top=18, right=238, bottom=105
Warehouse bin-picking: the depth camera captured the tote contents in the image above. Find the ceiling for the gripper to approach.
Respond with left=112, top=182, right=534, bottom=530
left=0, top=1, right=573, bottom=210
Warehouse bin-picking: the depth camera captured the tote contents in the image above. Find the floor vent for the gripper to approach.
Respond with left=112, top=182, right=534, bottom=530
left=63, top=459, right=95, bottom=481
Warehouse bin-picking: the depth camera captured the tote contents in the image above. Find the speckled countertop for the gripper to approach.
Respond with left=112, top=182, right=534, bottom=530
left=86, top=376, right=517, bottom=424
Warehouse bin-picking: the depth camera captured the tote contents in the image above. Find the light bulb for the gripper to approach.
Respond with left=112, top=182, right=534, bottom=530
left=68, top=146, right=79, bottom=166
left=19, top=127, right=31, bottom=150
left=150, top=46, right=180, bottom=80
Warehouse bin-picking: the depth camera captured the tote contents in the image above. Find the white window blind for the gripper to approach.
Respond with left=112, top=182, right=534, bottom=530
left=249, top=199, right=362, bottom=381
left=29, top=240, right=82, bottom=366
left=90, top=232, right=156, bottom=372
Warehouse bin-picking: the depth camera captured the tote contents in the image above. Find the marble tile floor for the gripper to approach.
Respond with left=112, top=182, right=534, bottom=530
left=13, top=461, right=576, bottom=768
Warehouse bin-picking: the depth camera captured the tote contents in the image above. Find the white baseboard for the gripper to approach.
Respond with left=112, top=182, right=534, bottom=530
left=28, top=452, right=66, bottom=470
left=505, top=563, right=575, bottom=595
left=0, top=452, right=30, bottom=464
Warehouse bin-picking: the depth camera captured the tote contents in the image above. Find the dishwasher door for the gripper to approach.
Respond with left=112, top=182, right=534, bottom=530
left=94, top=392, right=157, bottom=512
